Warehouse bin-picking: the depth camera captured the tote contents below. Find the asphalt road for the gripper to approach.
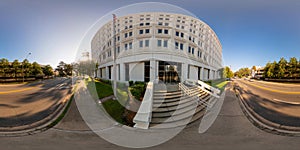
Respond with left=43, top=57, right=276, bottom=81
left=0, top=82, right=300, bottom=150
left=0, top=77, right=72, bottom=128
left=234, top=79, right=300, bottom=127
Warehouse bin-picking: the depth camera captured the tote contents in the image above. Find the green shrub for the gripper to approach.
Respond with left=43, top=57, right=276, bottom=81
left=129, top=82, right=147, bottom=101
left=129, top=80, right=134, bottom=86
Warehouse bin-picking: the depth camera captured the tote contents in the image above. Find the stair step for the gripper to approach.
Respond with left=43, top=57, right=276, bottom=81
left=149, top=109, right=206, bottom=129
left=152, top=97, right=198, bottom=113
left=152, top=104, right=206, bottom=118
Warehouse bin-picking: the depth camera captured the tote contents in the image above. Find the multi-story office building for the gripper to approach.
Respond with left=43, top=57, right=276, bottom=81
left=91, top=12, right=222, bottom=83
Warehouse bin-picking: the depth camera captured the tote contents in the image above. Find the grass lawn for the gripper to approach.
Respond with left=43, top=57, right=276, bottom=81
left=86, top=78, right=113, bottom=99
left=102, top=99, right=125, bottom=124
left=206, top=79, right=229, bottom=92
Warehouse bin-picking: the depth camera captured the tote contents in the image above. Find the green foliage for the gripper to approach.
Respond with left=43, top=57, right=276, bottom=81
left=129, top=81, right=146, bottom=101
left=264, top=57, right=299, bottom=79
left=224, top=66, right=234, bottom=78
left=234, top=67, right=251, bottom=78
left=87, top=79, right=113, bottom=99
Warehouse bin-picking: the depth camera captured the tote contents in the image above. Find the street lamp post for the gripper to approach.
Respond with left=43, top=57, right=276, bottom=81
left=22, top=52, right=31, bottom=83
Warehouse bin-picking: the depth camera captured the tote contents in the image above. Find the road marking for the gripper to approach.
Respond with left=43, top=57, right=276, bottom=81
left=273, top=98, right=300, bottom=105
left=242, top=81, right=300, bottom=95
left=0, top=87, right=36, bottom=94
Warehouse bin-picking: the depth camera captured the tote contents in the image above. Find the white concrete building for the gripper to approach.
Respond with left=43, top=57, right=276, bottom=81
left=91, top=12, right=223, bottom=83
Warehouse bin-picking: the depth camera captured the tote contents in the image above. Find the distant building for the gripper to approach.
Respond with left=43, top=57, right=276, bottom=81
left=252, top=66, right=264, bottom=79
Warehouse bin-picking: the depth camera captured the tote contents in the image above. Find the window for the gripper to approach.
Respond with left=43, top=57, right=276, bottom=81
left=125, top=26, right=128, bottom=30
left=140, top=23, right=144, bottom=26
left=129, top=25, right=132, bottom=28
left=157, top=40, right=162, bottom=47
left=158, top=22, right=163, bottom=25
left=145, top=40, right=149, bottom=47
left=117, top=46, right=120, bottom=53
left=176, top=31, right=179, bottom=36
left=188, top=46, right=191, bottom=53
left=125, top=43, right=128, bottom=50
left=139, top=30, right=143, bottom=34
left=164, top=29, right=168, bottom=34
left=180, top=43, right=184, bottom=50
left=139, top=40, right=143, bottom=47
left=158, top=29, right=162, bottom=34
left=125, top=33, right=128, bottom=38
left=192, top=47, right=194, bottom=54
left=129, top=42, right=132, bottom=49
left=145, top=22, right=150, bottom=26
left=117, top=36, right=120, bottom=41
left=159, top=18, right=163, bottom=20
left=146, top=18, right=150, bottom=20
left=129, top=32, right=132, bottom=37
left=165, top=18, right=170, bottom=21
left=163, top=40, right=168, bottom=47
left=175, top=42, right=179, bottom=49
left=181, top=33, right=184, bottom=38
left=165, top=23, right=169, bottom=26
left=145, top=29, right=150, bottom=34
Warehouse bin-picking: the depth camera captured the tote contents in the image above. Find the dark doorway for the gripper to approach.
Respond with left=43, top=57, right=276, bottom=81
left=158, top=61, right=181, bottom=83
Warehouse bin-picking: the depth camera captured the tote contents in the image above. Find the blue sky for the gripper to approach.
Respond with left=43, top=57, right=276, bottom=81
left=0, top=0, right=300, bottom=71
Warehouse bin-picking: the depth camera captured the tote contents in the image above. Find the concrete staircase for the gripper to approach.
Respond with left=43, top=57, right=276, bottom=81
left=149, top=83, right=212, bottom=129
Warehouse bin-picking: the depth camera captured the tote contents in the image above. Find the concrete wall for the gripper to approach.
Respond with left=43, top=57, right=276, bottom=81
left=129, top=62, right=144, bottom=81
left=189, top=65, right=198, bottom=80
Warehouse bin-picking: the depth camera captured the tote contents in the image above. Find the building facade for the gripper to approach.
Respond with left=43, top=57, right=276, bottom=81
left=91, top=12, right=222, bottom=83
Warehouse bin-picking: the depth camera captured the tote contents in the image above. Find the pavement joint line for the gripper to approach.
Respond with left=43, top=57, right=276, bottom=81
left=234, top=84, right=300, bottom=136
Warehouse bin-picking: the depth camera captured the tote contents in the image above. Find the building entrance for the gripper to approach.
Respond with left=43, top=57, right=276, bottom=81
left=158, top=61, right=181, bottom=83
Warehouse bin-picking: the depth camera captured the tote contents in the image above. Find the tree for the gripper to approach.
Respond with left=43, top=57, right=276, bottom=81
left=64, top=64, right=73, bottom=76
left=224, top=66, right=234, bottom=78
left=56, top=61, right=66, bottom=77
left=12, top=59, right=20, bottom=78
left=31, top=62, right=43, bottom=77
left=288, top=57, right=298, bottom=78
left=22, top=59, right=32, bottom=78
left=42, top=65, right=54, bottom=77
left=0, top=58, right=10, bottom=77
left=277, top=57, right=287, bottom=78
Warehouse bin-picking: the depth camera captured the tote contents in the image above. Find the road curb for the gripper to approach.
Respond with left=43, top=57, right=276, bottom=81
left=234, top=85, right=300, bottom=137
left=0, top=93, right=73, bottom=137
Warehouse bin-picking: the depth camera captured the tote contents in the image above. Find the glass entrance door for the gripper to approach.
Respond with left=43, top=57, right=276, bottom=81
left=158, top=61, right=181, bottom=83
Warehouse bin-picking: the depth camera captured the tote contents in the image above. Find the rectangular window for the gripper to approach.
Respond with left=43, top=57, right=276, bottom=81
left=175, top=42, right=179, bottom=49
left=192, top=47, right=194, bottom=54
left=125, top=33, right=128, bottom=38
left=158, top=29, right=162, bottom=34
left=129, top=32, right=132, bottom=36
left=164, top=29, right=168, bottom=34
left=117, top=36, right=120, bottom=41
left=157, top=40, right=162, bottom=47
left=165, top=23, right=169, bottom=26
left=188, top=46, right=191, bottom=53
left=158, top=22, right=163, bottom=25
left=163, top=40, right=168, bottom=47
left=117, top=46, right=120, bottom=53
left=145, top=29, right=150, bottom=34
left=181, top=33, right=184, bottom=38
left=145, top=22, right=150, bottom=26
left=180, top=43, right=184, bottom=50
left=129, top=42, right=132, bottom=49
left=139, top=40, right=143, bottom=48
left=145, top=40, right=149, bottom=47
left=139, top=30, right=143, bottom=34
left=125, top=43, right=128, bottom=50
left=140, top=23, right=144, bottom=26
left=175, top=31, right=179, bottom=36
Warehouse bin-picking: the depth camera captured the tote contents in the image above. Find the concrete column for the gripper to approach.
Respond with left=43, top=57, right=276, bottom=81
left=181, top=63, right=188, bottom=81
left=105, top=66, right=109, bottom=79
left=200, top=67, right=204, bottom=80
left=150, top=60, right=156, bottom=81
left=120, top=63, right=125, bottom=82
